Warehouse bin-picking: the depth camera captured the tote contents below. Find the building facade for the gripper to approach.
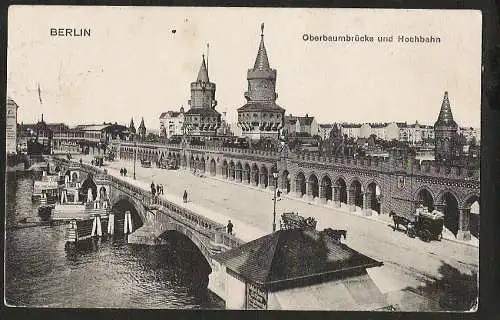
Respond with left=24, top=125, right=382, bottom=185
left=159, top=108, right=185, bottom=139
left=183, top=55, right=221, bottom=136
left=6, top=97, right=18, bottom=154
left=237, top=24, right=285, bottom=140
left=340, top=123, right=361, bottom=139
left=283, top=114, right=319, bottom=137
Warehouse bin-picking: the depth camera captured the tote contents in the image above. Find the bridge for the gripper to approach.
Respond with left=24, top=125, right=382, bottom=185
left=116, top=141, right=480, bottom=241
left=54, top=157, right=244, bottom=268
left=52, top=147, right=479, bottom=309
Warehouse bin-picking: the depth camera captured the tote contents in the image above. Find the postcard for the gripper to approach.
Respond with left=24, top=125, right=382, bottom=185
left=5, top=6, right=480, bottom=311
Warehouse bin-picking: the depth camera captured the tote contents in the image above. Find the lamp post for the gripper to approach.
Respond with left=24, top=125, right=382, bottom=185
left=132, top=135, right=137, bottom=180
left=272, top=170, right=279, bottom=232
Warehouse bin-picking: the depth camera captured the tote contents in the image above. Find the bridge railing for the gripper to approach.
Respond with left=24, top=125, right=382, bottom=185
left=106, top=173, right=244, bottom=251
left=149, top=194, right=244, bottom=250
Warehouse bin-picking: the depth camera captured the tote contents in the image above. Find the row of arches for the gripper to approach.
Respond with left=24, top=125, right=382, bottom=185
left=416, top=188, right=480, bottom=238
left=116, top=148, right=480, bottom=240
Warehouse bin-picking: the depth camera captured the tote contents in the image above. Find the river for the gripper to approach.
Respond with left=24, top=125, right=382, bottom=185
left=4, top=171, right=223, bottom=309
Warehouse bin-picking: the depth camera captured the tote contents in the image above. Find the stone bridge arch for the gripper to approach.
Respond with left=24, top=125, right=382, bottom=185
left=111, top=192, right=147, bottom=223
left=414, top=186, right=436, bottom=211
left=364, top=179, right=383, bottom=214
left=158, top=222, right=214, bottom=270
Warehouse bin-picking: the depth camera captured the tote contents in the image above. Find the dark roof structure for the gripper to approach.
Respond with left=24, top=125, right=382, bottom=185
left=253, top=28, right=271, bottom=71
left=185, top=108, right=221, bottom=116
left=434, top=91, right=458, bottom=129
left=214, top=229, right=382, bottom=291
left=197, top=55, right=210, bottom=83
left=238, top=102, right=284, bottom=112
left=160, top=111, right=183, bottom=118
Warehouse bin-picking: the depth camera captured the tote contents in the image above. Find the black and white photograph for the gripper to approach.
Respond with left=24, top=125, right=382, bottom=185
left=5, top=6, right=481, bottom=311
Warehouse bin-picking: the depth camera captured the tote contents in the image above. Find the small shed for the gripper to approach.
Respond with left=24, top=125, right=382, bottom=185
left=211, top=228, right=391, bottom=310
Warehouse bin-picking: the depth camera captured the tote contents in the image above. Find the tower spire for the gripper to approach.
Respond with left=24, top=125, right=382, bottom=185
left=197, top=54, right=209, bottom=83
left=253, top=23, right=270, bottom=71
left=435, top=91, right=457, bottom=127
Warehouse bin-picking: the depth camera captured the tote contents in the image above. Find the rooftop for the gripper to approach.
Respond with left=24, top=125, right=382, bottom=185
left=213, top=228, right=382, bottom=291
left=238, top=102, right=285, bottom=113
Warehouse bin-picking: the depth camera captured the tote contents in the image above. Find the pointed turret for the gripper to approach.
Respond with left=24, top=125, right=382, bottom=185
left=434, top=91, right=459, bottom=162
left=238, top=23, right=285, bottom=141
left=129, top=118, right=136, bottom=134
left=138, top=117, right=146, bottom=139
left=434, top=91, right=457, bottom=128
left=197, top=55, right=210, bottom=83
left=253, top=23, right=271, bottom=71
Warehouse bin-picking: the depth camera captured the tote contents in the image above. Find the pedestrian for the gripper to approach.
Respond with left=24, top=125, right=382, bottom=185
left=227, top=220, right=234, bottom=235
left=120, top=168, right=123, bottom=176
left=183, top=190, right=188, bottom=203
left=79, top=158, right=83, bottom=164
left=91, top=160, right=94, bottom=166
left=151, top=182, right=156, bottom=196
left=160, top=184, right=164, bottom=195
left=124, top=168, right=127, bottom=176
left=156, top=184, right=161, bottom=194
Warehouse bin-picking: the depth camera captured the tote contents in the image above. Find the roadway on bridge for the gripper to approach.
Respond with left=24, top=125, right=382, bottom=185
left=79, top=154, right=478, bottom=310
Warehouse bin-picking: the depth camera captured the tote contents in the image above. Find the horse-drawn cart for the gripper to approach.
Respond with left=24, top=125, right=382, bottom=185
left=389, top=207, right=444, bottom=242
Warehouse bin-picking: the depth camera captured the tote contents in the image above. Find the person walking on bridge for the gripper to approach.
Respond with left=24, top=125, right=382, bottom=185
left=227, top=220, right=234, bottom=235
left=151, top=182, right=156, bottom=197
left=183, top=190, right=188, bottom=203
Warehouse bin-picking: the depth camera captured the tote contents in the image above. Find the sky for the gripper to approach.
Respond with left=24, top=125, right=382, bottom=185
left=7, top=6, right=482, bottom=130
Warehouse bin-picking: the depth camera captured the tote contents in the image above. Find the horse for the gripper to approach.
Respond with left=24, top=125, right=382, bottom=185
left=389, top=211, right=412, bottom=232
left=323, top=228, right=347, bottom=242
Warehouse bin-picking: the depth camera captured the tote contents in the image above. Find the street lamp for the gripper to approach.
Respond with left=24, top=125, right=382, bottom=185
left=272, top=169, right=279, bottom=232
left=132, top=134, right=137, bottom=180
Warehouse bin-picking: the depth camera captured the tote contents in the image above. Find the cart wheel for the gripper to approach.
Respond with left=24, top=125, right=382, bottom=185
left=420, top=230, right=432, bottom=242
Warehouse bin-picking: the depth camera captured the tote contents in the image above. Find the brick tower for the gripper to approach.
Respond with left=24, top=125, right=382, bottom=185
left=237, top=23, right=285, bottom=140
left=434, top=91, right=459, bottom=162
left=184, top=54, right=221, bottom=136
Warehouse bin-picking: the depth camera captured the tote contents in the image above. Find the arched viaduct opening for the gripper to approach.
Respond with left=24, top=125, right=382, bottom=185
left=464, top=195, right=480, bottom=239
left=416, top=188, right=435, bottom=211
left=295, top=172, right=306, bottom=197
left=349, top=179, right=363, bottom=209
left=439, top=192, right=460, bottom=237
left=335, top=178, right=347, bottom=205
left=111, top=198, right=144, bottom=235
left=366, top=182, right=381, bottom=213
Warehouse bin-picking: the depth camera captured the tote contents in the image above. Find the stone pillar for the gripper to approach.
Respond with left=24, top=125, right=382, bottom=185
left=348, top=187, right=356, bottom=212
left=306, top=182, right=314, bottom=201
left=457, top=207, right=472, bottom=241
left=319, top=185, right=327, bottom=204
left=363, top=192, right=372, bottom=216
left=333, top=185, right=341, bottom=208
